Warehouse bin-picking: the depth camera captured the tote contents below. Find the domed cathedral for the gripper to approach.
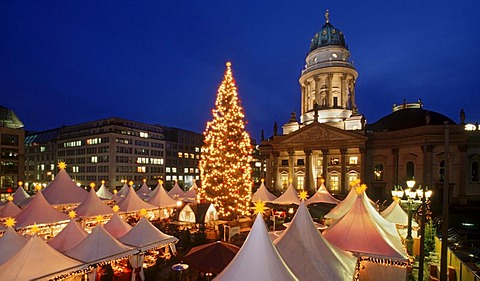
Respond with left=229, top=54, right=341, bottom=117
left=261, top=11, right=368, bottom=196
left=259, top=11, right=480, bottom=208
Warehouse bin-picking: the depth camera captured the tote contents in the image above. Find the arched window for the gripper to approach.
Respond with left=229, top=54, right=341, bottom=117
left=329, top=172, right=340, bottom=192
left=472, top=161, right=479, bottom=182
left=406, top=161, right=415, bottom=179
left=439, top=160, right=445, bottom=182
left=374, top=163, right=384, bottom=181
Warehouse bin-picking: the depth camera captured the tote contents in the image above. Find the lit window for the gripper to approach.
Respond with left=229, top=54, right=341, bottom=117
left=184, top=153, right=188, bottom=158
left=195, top=176, right=199, bottom=180
left=330, top=175, right=339, bottom=191
left=374, top=163, right=384, bottom=181
left=317, top=159, right=322, bottom=166
left=137, top=166, right=146, bottom=173
left=166, top=175, right=171, bottom=181
left=297, top=176, right=304, bottom=190
left=40, top=147, right=46, bottom=152
left=195, top=147, right=200, bottom=152
left=179, top=176, right=183, bottom=180
left=184, top=168, right=189, bottom=173
left=140, top=132, right=149, bottom=138
left=172, top=175, right=177, bottom=180
left=91, top=156, right=98, bottom=163
left=178, top=152, right=183, bottom=158
left=348, top=172, right=358, bottom=184
left=190, top=168, right=194, bottom=173
left=349, top=157, right=358, bottom=165
left=281, top=174, right=288, bottom=189
left=172, top=167, right=177, bottom=173
left=195, top=168, right=199, bottom=173
left=190, top=154, right=194, bottom=159
left=255, top=162, right=261, bottom=167
left=330, top=158, right=339, bottom=165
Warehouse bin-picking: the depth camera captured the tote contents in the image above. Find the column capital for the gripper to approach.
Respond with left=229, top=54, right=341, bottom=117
left=304, top=149, right=312, bottom=156
left=287, top=149, right=295, bottom=156
left=340, top=148, right=348, bottom=154
left=321, top=149, right=329, bottom=155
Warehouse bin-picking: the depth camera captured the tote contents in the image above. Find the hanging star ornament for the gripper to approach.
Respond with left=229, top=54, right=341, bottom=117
left=68, top=211, right=77, bottom=219
left=58, top=162, right=67, bottom=170
left=4, top=217, right=16, bottom=228
left=299, top=190, right=309, bottom=201
left=253, top=200, right=266, bottom=215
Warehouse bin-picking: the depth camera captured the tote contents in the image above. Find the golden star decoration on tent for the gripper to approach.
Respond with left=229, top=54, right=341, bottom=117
left=112, top=205, right=120, bottom=212
left=35, top=184, right=43, bottom=191
left=298, top=190, right=309, bottom=201
left=261, top=178, right=265, bottom=183
left=6, top=195, right=13, bottom=201
left=18, top=181, right=23, bottom=187
left=113, top=189, right=118, bottom=195
left=89, top=182, right=95, bottom=189
left=95, top=215, right=103, bottom=222
left=31, top=223, right=40, bottom=234
left=355, top=183, right=368, bottom=195
left=128, top=180, right=134, bottom=186
left=58, top=162, right=67, bottom=170
left=158, top=179, right=163, bottom=184
left=143, top=179, right=146, bottom=183
left=101, top=180, right=106, bottom=184
left=253, top=200, right=266, bottom=215
left=69, top=211, right=77, bottom=219
left=139, top=208, right=147, bottom=217
left=4, top=217, right=16, bottom=228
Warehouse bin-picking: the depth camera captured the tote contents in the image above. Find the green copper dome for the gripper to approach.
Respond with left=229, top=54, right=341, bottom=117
left=309, top=11, right=348, bottom=52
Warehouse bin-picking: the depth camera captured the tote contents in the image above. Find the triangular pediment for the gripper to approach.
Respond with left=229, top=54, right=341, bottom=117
left=276, top=122, right=366, bottom=144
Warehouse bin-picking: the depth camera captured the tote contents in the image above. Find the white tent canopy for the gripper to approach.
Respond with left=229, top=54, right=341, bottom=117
left=12, top=186, right=30, bottom=204
left=147, top=182, right=179, bottom=208
left=0, top=200, right=22, bottom=218
left=215, top=213, right=298, bottom=281
left=47, top=219, right=88, bottom=252
left=120, top=216, right=178, bottom=251
left=117, top=182, right=130, bottom=197
left=103, top=212, right=132, bottom=239
left=272, top=183, right=300, bottom=205
left=96, top=183, right=114, bottom=200
left=182, top=182, right=198, bottom=202
left=74, top=188, right=114, bottom=218
left=64, top=224, right=135, bottom=264
left=324, top=186, right=376, bottom=220
left=168, top=181, right=185, bottom=199
left=14, top=191, right=69, bottom=228
left=0, top=235, right=84, bottom=281
left=381, top=200, right=418, bottom=227
left=274, top=202, right=357, bottom=281
left=136, top=181, right=152, bottom=200
left=42, top=168, right=88, bottom=205
left=116, top=185, right=157, bottom=213
left=0, top=227, right=28, bottom=265
left=178, top=203, right=218, bottom=224
left=305, top=183, right=340, bottom=205
left=252, top=181, right=277, bottom=203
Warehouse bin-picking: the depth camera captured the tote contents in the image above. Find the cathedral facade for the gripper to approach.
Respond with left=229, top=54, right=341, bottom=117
left=259, top=12, right=480, bottom=207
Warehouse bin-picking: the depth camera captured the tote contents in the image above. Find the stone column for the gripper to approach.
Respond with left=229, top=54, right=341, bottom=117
left=327, top=74, right=333, bottom=108
left=288, top=149, right=295, bottom=184
left=304, top=149, right=312, bottom=192
left=270, top=152, right=279, bottom=192
left=359, top=147, right=366, bottom=183
left=314, top=76, right=321, bottom=108
left=341, top=74, right=346, bottom=108
left=392, top=148, right=399, bottom=187
left=322, top=149, right=329, bottom=187
left=340, top=148, right=347, bottom=193
left=301, top=84, right=306, bottom=115
left=458, top=144, right=468, bottom=196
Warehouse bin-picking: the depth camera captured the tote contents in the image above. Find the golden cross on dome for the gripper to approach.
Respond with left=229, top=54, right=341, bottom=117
left=68, top=210, right=77, bottom=219
left=325, top=10, right=330, bottom=23
left=299, top=190, right=309, bottom=201
left=253, top=199, right=266, bottom=215
left=4, top=217, right=16, bottom=228
left=58, top=162, right=67, bottom=170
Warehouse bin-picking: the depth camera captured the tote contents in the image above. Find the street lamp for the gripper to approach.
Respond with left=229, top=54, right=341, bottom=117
left=417, top=187, right=433, bottom=281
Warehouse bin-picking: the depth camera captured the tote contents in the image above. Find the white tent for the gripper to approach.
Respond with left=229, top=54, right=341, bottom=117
left=381, top=200, right=418, bottom=238
left=116, top=185, right=157, bottom=213
left=117, top=182, right=130, bottom=197
left=323, top=191, right=408, bottom=281
left=47, top=219, right=88, bottom=252
left=14, top=190, right=69, bottom=228
left=0, top=200, right=22, bottom=218
left=272, top=183, right=300, bottom=205
left=215, top=213, right=298, bottom=281
left=120, top=216, right=178, bottom=251
left=64, top=224, right=136, bottom=264
left=42, top=168, right=88, bottom=205
left=74, top=188, right=114, bottom=218
left=252, top=180, right=277, bottom=203
left=168, top=181, right=185, bottom=199
left=274, top=202, right=357, bottom=281
left=147, top=182, right=179, bottom=208
left=324, top=186, right=376, bottom=220
left=96, top=182, right=114, bottom=200
left=0, top=235, right=84, bottom=281
left=103, top=212, right=133, bottom=239
left=178, top=203, right=218, bottom=224
left=305, top=183, right=340, bottom=205
left=0, top=227, right=28, bottom=265
left=12, top=186, right=30, bottom=204
left=136, top=181, right=152, bottom=200
left=182, top=182, right=198, bottom=202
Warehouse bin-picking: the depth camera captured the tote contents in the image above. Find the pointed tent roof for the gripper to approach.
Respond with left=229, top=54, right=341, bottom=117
left=12, top=187, right=30, bottom=204
left=74, top=188, right=114, bottom=218
left=381, top=200, right=418, bottom=227
left=324, top=186, right=376, bottom=220
left=42, top=168, right=88, bottom=205
left=120, top=216, right=178, bottom=251
left=273, top=183, right=300, bottom=205
left=323, top=193, right=408, bottom=261
left=215, top=213, right=298, bottom=281
left=64, top=224, right=135, bottom=264
left=47, top=219, right=88, bottom=252
left=168, top=181, right=185, bottom=199
left=146, top=182, right=179, bottom=208
left=117, top=182, right=130, bottom=197
left=274, top=202, right=357, bottom=281
left=0, top=235, right=84, bottom=281
left=116, top=185, right=157, bottom=213
left=306, top=183, right=340, bottom=205
left=104, top=212, right=132, bottom=239
left=96, top=183, right=114, bottom=200
left=183, top=183, right=198, bottom=202
left=0, top=200, right=22, bottom=218
left=252, top=181, right=277, bottom=203
left=0, top=227, right=28, bottom=265
left=136, top=181, right=152, bottom=199
left=14, top=191, right=69, bottom=228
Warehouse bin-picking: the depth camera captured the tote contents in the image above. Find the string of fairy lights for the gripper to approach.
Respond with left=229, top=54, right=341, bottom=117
left=198, top=62, right=253, bottom=219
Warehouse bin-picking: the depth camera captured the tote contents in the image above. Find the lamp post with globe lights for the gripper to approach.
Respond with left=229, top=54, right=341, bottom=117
left=417, top=186, right=433, bottom=281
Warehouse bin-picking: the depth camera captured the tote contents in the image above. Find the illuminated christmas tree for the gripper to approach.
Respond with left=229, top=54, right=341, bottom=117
left=198, top=62, right=253, bottom=220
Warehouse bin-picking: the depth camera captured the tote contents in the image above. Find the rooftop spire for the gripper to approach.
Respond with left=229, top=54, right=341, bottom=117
left=325, top=10, right=330, bottom=23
